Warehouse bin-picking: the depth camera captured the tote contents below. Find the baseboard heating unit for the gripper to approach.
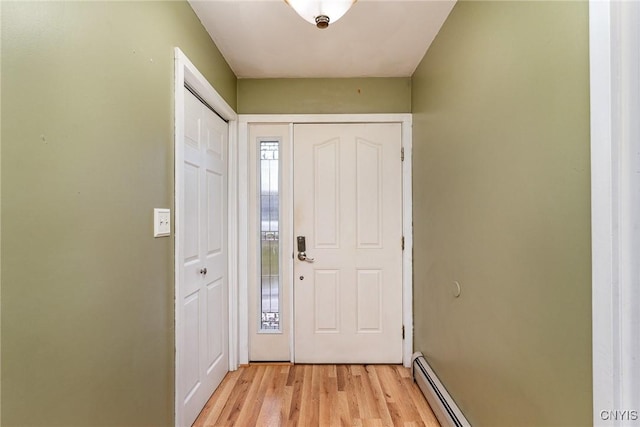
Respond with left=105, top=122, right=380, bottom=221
left=412, top=352, right=472, bottom=427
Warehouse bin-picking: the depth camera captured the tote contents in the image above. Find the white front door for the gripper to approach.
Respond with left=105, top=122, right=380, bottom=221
left=177, top=88, right=228, bottom=426
left=293, top=123, right=403, bottom=363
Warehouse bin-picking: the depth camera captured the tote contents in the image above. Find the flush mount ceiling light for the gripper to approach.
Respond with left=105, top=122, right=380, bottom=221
left=285, top=0, right=357, bottom=29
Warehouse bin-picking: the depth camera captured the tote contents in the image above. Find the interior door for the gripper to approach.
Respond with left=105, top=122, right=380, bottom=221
left=293, top=123, right=403, bottom=363
left=178, top=88, right=228, bottom=426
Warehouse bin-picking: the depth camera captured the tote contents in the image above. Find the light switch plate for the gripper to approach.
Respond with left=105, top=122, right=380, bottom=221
left=154, top=208, right=171, bottom=237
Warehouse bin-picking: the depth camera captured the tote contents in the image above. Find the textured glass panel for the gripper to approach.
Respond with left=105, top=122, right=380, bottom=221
left=260, top=141, right=280, bottom=331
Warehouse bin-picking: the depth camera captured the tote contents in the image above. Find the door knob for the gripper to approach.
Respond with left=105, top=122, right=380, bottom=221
left=297, top=252, right=315, bottom=262
left=200, top=268, right=208, bottom=275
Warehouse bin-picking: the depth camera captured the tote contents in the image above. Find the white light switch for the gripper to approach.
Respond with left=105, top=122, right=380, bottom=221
left=154, top=208, right=171, bottom=237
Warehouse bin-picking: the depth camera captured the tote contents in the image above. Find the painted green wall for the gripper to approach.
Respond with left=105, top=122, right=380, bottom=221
left=411, top=2, right=591, bottom=426
left=1, top=2, right=236, bottom=425
left=237, top=78, right=411, bottom=114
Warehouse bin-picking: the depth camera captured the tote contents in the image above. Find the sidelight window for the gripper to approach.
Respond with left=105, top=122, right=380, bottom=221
left=259, top=140, right=280, bottom=331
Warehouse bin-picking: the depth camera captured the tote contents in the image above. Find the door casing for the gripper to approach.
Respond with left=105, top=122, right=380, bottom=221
left=589, top=1, right=640, bottom=424
left=238, top=114, right=413, bottom=367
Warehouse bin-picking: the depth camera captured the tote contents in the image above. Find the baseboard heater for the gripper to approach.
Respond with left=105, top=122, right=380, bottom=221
left=412, top=352, right=472, bottom=427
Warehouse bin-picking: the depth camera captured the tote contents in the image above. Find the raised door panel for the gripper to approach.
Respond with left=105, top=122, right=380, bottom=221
left=206, top=170, right=223, bottom=257
left=356, top=139, right=383, bottom=249
left=204, top=114, right=224, bottom=163
left=314, top=139, right=340, bottom=249
left=184, top=164, right=200, bottom=261
left=356, top=269, right=383, bottom=332
left=206, top=279, right=224, bottom=372
left=314, top=270, right=340, bottom=332
left=183, top=293, right=201, bottom=401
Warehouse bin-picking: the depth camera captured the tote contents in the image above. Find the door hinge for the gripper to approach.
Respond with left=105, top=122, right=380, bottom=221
left=401, top=147, right=405, bottom=162
left=402, top=325, right=405, bottom=340
left=402, top=236, right=405, bottom=250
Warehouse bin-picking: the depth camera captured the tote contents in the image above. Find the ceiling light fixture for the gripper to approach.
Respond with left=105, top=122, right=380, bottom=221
left=285, top=0, right=357, bottom=29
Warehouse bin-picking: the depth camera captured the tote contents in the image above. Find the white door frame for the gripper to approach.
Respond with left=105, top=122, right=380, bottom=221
left=238, top=114, right=413, bottom=367
left=174, top=48, right=239, bottom=426
left=589, top=1, right=640, bottom=425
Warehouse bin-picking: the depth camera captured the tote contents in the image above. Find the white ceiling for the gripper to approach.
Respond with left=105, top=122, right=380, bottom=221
left=189, top=0, right=456, bottom=78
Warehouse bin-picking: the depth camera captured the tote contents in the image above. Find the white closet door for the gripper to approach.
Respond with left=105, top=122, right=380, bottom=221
left=178, top=88, right=228, bottom=426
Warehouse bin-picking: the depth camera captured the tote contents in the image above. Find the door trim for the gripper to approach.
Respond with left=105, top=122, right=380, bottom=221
left=238, top=114, right=413, bottom=367
left=589, top=2, right=640, bottom=425
left=174, top=48, right=239, bottom=426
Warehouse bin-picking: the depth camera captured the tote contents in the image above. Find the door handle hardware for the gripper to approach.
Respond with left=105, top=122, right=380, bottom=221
left=200, top=268, right=208, bottom=275
left=297, top=252, right=315, bottom=262
left=296, top=236, right=314, bottom=262
left=297, top=236, right=307, bottom=252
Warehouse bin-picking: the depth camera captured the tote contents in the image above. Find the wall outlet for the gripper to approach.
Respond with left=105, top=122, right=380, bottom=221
left=154, top=208, right=171, bottom=237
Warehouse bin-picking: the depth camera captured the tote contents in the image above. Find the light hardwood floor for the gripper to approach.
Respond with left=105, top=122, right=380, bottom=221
left=193, top=364, right=440, bottom=427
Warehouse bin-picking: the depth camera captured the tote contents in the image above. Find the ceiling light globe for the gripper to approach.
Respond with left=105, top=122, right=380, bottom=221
left=285, top=0, right=357, bottom=28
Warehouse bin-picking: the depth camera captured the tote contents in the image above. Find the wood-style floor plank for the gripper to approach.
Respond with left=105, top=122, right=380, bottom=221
left=193, top=364, right=440, bottom=427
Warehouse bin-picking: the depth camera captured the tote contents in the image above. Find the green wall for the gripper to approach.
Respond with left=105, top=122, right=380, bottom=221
left=0, top=2, right=236, bottom=425
left=237, top=78, right=411, bottom=114
left=411, top=2, right=591, bottom=426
